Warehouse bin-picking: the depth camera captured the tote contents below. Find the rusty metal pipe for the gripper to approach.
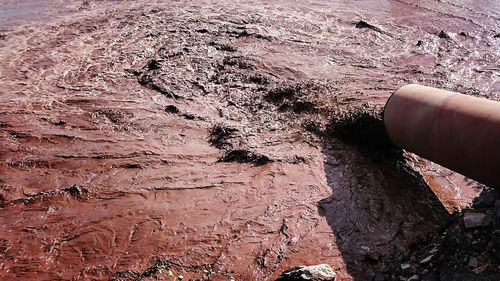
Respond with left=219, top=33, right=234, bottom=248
left=383, top=84, right=500, bottom=188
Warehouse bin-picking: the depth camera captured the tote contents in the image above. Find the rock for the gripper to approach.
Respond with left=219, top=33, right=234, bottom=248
left=421, top=271, right=439, bottom=281
left=373, top=272, right=384, bottom=281
left=408, top=275, right=420, bottom=281
left=420, top=255, right=433, bottom=265
left=463, top=256, right=469, bottom=264
left=468, top=256, right=479, bottom=268
left=473, top=189, right=500, bottom=208
left=400, top=263, right=415, bottom=274
left=463, top=212, right=490, bottom=228
left=276, top=264, right=336, bottom=281
left=472, top=263, right=490, bottom=274
left=365, top=253, right=380, bottom=262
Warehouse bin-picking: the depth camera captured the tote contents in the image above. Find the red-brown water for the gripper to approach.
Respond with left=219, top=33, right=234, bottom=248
left=0, top=0, right=498, bottom=280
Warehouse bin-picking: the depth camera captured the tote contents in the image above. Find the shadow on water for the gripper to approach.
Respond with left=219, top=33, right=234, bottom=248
left=317, top=113, right=449, bottom=280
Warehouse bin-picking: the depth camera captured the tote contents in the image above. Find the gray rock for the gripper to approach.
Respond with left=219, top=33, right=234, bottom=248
left=374, top=272, right=384, bottom=281
left=419, top=255, right=433, bottom=264
left=408, top=275, right=420, bottom=281
left=400, top=263, right=415, bottom=274
left=401, top=263, right=411, bottom=271
left=364, top=253, right=380, bottom=262
left=421, top=272, right=439, bottom=281
left=463, top=212, right=490, bottom=228
left=473, top=189, right=499, bottom=208
left=468, top=256, right=479, bottom=268
left=276, top=264, right=336, bottom=281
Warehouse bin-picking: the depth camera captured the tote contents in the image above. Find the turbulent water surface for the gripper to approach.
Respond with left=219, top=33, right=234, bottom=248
left=0, top=0, right=498, bottom=280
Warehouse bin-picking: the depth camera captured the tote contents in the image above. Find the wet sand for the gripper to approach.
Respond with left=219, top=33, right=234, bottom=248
left=0, top=0, right=499, bottom=280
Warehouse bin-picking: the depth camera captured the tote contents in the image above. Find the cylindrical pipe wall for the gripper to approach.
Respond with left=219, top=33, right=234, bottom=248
left=384, top=84, right=500, bottom=189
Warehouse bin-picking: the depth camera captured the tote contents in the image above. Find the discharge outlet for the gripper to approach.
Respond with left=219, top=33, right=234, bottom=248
left=384, top=84, right=500, bottom=189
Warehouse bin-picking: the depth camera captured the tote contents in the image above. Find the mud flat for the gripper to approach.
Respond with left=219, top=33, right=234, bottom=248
left=0, top=0, right=499, bottom=280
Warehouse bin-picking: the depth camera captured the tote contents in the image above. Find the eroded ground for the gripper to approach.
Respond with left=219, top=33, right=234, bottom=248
left=0, top=0, right=499, bottom=280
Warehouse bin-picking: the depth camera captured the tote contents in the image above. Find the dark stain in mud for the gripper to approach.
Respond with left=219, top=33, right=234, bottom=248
left=164, top=104, right=180, bottom=114
left=327, top=107, right=394, bottom=150
left=219, top=149, right=272, bottom=165
left=355, top=20, right=383, bottom=33
left=438, top=30, right=451, bottom=40
left=209, top=125, right=238, bottom=149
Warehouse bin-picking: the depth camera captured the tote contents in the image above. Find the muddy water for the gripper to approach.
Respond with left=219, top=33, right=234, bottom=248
left=0, top=0, right=76, bottom=28
left=0, top=0, right=498, bottom=280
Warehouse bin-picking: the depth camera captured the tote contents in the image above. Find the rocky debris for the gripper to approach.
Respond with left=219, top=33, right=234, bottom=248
left=380, top=188, right=500, bottom=281
left=464, top=212, right=490, bottom=228
left=400, top=263, right=415, bottom=275
left=468, top=256, right=479, bottom=268
left=365, top=253, right=381, bottom=263
left=408, top=274, right=420, bottom=281
left=374, top=272, right=385, bottom=281
left=473, top=188, right=499, bottom=208
left=419, top=255, right=433, bottom=265
left=276, top=264, right=336, bottom=281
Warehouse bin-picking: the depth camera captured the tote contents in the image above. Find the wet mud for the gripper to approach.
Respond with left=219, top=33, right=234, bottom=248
left=0, top=0, right=499, bottom=280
